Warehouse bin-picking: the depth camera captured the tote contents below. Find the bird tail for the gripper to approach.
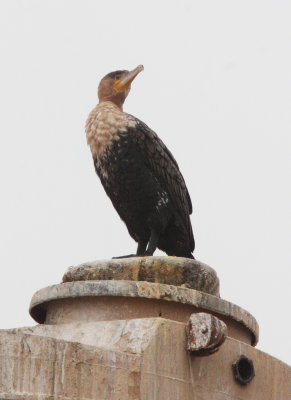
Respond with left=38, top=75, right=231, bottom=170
left=158, top=218, right=195, bottom=259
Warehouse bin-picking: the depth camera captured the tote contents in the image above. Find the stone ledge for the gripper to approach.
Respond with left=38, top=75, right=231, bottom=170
left=62, top=256, right=219, bottom=296
left=29, top=280, right=259, bottom=345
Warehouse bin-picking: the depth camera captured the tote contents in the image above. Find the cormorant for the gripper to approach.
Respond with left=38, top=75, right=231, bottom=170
left=86, top=65, right=194, bottom=258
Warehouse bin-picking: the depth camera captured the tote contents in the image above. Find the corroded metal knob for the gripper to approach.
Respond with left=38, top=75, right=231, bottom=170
left=186, top=312, right=227, bottom=356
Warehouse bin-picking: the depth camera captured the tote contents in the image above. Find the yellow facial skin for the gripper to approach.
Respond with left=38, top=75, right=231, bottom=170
left=113, top=65, right=144, bottom=91
left=113, top=74, right=125, bottom=91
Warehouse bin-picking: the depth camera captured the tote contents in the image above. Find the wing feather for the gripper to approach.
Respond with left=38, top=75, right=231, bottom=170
left=128, top=117, right=194, bottom=251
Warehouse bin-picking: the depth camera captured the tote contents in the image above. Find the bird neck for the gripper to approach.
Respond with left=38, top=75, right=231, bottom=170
left=98, top=100, right=123, bottom=112
left=98, top=90, right=127, bottom=110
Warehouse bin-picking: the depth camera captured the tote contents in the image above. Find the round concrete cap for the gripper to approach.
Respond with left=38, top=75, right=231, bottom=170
left=62, top=256, right=219, bottom=296
left=29, top=280, right=259, bottom=345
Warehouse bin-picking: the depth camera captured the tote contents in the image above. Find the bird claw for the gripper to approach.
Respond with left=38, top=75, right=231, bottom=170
left=112, top=254, right=137, bottom=259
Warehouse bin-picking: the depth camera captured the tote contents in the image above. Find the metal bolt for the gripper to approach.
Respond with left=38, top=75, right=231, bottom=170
left=233, top=355, right=255, bottom=385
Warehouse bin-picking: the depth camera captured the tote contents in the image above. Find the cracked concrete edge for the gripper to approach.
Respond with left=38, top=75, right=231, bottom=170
left=29, top=280, right=259, bottom=345
left=7, top=318, right=163, bottom=355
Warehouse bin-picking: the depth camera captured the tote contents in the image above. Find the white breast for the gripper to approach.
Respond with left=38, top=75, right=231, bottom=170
left=85, top=101, right=136, bottom=158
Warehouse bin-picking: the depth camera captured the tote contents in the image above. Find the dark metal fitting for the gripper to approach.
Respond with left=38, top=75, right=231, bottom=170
left=233, top=354, right=255, bottom=385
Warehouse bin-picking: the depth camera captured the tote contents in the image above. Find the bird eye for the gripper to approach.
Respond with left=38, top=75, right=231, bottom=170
left=115, top=75, right=120, bottom=80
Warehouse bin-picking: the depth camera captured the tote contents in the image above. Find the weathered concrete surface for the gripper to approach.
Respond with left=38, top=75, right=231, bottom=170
left=1, top=318, right=290, bottom=400
left=63, top=256, right=220, bottom=296
left=186, top=312, right=227, bottom=355
left=10, top=319, right=161, bottom=354
left=30, top=280, right=259, bottom=345
left=0, top=330, right=141, bottom=400
left=141, top=319, right=291, bottom=400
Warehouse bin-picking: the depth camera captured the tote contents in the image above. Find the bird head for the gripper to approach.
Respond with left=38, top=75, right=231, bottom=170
left=98, top=65, right=144, bottom=109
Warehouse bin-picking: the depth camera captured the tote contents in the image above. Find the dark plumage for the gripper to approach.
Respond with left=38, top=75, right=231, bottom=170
left=86, top=65, right=194, bottom=258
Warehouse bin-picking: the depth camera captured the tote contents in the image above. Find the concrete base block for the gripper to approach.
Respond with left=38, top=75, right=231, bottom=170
left=1, top=318, right=290, bottom=399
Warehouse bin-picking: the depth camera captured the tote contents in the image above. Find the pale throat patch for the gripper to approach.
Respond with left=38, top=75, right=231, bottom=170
left=85, top=101, right=136, bottom=158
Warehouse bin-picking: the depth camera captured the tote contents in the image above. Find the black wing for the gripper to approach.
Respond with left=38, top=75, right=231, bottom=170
left=129, top=116, right=194, bottom=251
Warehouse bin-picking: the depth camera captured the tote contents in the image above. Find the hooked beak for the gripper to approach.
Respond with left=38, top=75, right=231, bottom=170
left=114, top=65, right=144, bottom=91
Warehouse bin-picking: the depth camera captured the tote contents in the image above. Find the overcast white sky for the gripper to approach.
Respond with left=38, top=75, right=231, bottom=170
left=0, top=0, right=290, bottom=365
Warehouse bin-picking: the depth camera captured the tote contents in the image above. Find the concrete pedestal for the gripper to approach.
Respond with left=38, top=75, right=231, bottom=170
left=0, top=257, right=290, bottom=399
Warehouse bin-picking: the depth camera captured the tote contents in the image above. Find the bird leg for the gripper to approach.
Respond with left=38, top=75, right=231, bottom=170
left=113, top=232, right=158, bottom=259
left=143, top=229, right=159, bottom=256
left=112, top=240, right=148, bottom=259
left=136, top=240, right=147, bottom=256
